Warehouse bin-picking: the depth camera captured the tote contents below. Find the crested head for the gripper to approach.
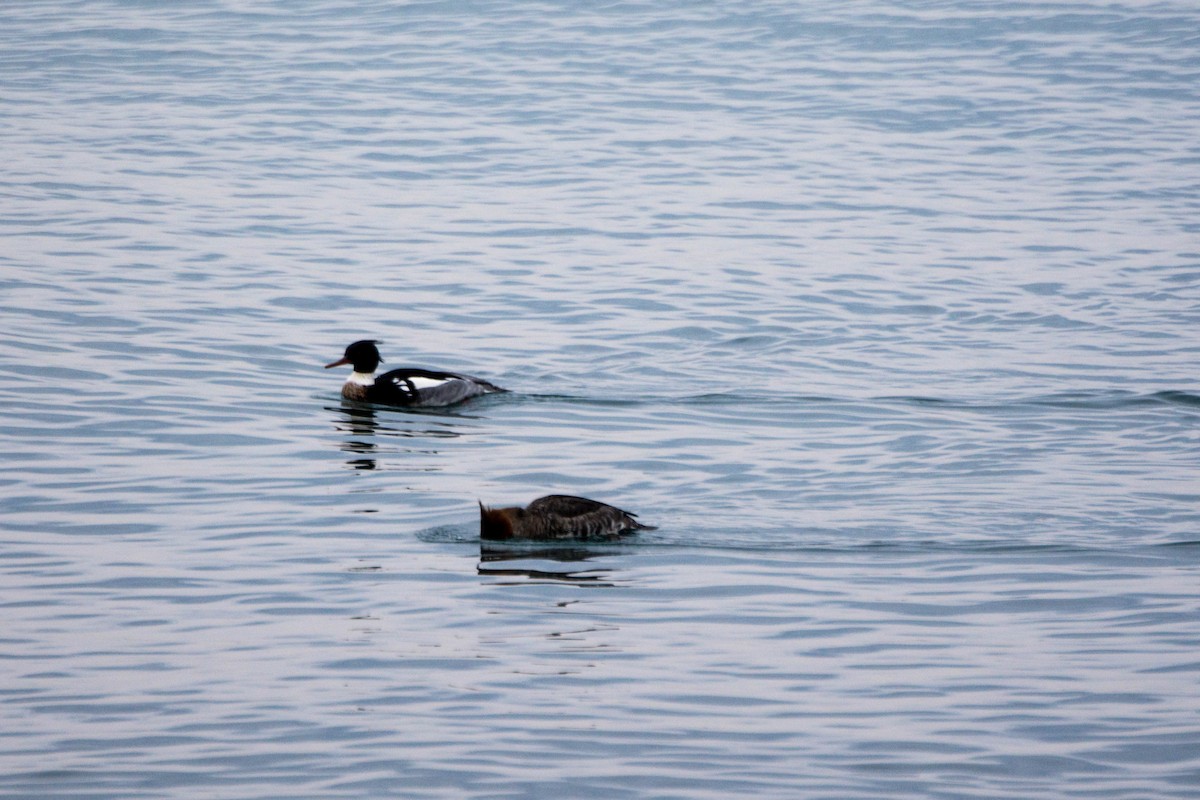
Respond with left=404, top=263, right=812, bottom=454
left=325, top=339, right=383, bottom=373
left=345, top=339, right=383, bottom=367
left=479, top=502, right=518, bottom=540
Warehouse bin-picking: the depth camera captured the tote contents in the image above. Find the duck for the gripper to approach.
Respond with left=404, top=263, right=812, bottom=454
left=479, top=495, right=655, bottom=541
left=325, top=339, right=506, bottom=407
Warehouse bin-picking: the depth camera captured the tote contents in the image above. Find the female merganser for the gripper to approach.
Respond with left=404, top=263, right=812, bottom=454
left=479, top=495, right=655, bottom=540
left=325, top=340, right=505, bottom=407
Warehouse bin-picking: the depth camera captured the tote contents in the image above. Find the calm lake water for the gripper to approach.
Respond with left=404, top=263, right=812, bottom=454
left=3, top=1, right=1199, bottom=797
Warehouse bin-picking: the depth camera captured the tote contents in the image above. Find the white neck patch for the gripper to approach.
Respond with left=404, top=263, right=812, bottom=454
left=347, top=371, right=375, bottom=386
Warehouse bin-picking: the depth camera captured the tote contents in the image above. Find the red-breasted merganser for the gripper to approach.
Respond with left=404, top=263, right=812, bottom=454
left=479, top=495, right=655, bottom=540
left=325, top=340, right=506, bottom=407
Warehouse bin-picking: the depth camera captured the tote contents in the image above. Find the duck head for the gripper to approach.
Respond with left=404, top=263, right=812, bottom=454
left=479, top=502, right=520, bottom=540
left=325, top=340, right=383, bottom=373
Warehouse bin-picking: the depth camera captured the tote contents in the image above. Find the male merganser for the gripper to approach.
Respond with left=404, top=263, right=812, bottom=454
left=325, top=340, right=505, bottom=407
left=479, top=495, right=655, bottom=540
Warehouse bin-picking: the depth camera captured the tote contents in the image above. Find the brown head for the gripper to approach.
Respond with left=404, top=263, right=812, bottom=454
left=479, top=502, right=520, bottom=540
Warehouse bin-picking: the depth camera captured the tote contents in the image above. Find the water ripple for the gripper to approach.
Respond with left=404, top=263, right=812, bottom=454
left=3, top=1, right=1200, bottom=798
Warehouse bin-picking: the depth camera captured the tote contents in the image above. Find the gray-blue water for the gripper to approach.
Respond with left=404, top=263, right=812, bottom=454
left=3, top=1, right=1199, bottom=797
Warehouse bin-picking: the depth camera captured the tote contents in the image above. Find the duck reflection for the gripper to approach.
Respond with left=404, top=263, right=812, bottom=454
left=478, top=544, right=625, bottom=587
left=326, top=401, right=471, bottom=471
left=331, top=402, right=380, bottom=470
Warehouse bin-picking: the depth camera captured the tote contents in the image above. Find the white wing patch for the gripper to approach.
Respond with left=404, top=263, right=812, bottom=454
left=406, top=375, right=454, bottom=390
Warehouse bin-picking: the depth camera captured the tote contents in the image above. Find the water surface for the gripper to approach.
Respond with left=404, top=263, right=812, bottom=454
left=2, top=1, right=1199, bottom=797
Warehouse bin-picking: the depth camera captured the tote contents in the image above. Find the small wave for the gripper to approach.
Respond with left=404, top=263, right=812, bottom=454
left=1153, top=390, right=1200, bottom=408
left=503, top=389, right=1200, bottom=413
left=416, top=523, right=478, bottom=544
left=1156, top=539, right=1200, bottom=550
left=879, top=390, right=1200, bottom=412
left=415, top=522, right=1189, bottom=558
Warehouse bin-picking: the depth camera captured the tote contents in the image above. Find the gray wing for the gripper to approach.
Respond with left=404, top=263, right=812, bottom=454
left=408, top=377, right=491, bottom=407
left=379, top=367, right=505, bottom=407
left=527, top=495, right=655, bottom=532
left=526, top=495, right=611, bottom=517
